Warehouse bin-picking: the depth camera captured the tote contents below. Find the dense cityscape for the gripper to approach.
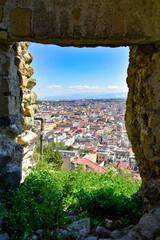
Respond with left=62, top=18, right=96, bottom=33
left=34, top=99, right=140, bottom=179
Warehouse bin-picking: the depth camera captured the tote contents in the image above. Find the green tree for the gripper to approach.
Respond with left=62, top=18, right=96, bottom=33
left=52, top=142, right=56, bottom=148
left=57, top=142, right=66, bottom=150
left=52, top=149, right=64, bottom=170
left=84, top=149, right=90, bottom=154
left=66, top=146, right=74, bottom=151
left=44, top=148, right=64, bottom=170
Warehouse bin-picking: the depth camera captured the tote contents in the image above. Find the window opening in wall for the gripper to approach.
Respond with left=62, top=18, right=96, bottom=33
left=2, top=43, right=142, bottom=239
left=29, top=43, right=138, bottom=178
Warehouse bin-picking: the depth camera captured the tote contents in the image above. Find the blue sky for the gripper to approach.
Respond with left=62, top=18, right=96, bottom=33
left=28, top=43, right=129, bottom=99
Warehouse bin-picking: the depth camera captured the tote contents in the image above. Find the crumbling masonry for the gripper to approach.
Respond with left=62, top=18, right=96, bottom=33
left=1, top=0, right=160, bottom=238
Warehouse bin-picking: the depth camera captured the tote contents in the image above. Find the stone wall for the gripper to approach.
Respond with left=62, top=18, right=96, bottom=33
left=0, top=0, right=160, bottom=46
left=126, top=44, right=160, bottom=209
left=15, top=42, right=37, bottom=180
left=0, top=42, right=37, bottom=196
left=0, top=43, right=23, bottom=194
left=1, top=0, right=160, bottom=236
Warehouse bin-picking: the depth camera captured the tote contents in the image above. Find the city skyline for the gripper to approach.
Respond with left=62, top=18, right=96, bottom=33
left=29, top=43, right=129, bottom=100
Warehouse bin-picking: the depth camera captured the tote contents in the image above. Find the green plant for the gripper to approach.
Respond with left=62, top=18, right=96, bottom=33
left=66, top=146, right=75, bottom=151
left=63, top=168, right=142, bottom=227
left=36, top=144, right=64, bottom=170
left=84, top=149, right=90, bottom=153
left=1, top=167, right=68, bottom=239
left=1, top=166, right=142, bottom=239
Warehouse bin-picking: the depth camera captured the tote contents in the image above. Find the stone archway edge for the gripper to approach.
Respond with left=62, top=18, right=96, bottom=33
left=0, top=0, right=160, bottom=45
left=1, top=1, right=160, bottom=238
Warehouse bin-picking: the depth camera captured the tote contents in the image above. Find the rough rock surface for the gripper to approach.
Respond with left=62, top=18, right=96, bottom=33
left=0, top=233, right=9, bottom=240
left=110, top=225, right=134, bottom=239
left=1, top=2, right=160, bottom=240
left=95, top=226, right=110, bottom=238
left=0, top=43, right=23, bottom=197
left=14, top=42, right=37, bottom=180
left=1, top=1, right=160, bottom=46
left=135, top=212, right=160, bottom=240
left=126, top=44, right=160, bottom=209
left=0, top=42, right=37, bottom=199
left=115, top=230, right=142, bottom=240
left=84, top=236, right=97, bottom=240
left=67, top=218, right=90, bottom=238
left=105, top=219, right=113, bottom=229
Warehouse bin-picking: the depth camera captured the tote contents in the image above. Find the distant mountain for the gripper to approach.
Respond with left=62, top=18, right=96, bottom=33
left=40, top=92, right=127, bottom=101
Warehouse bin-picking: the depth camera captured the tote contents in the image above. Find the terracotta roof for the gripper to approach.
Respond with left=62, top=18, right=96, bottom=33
left=87, top=147, right=95, bottom=151
left=72, top=158, right=108, bottom=173
left=117, top=161, right=130, bottom=170
left=133, top=174, right=141, bottom=180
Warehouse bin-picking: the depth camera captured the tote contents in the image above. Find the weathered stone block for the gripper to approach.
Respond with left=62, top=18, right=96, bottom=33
left=0, top=54, right=11, bottom=76
left=19, top=63, right=34, bottom=78
left=126, top=44, right=160, bottom=208
left=0, top=233, right=9, bottom=240
left=24, top=104, right=37, bottom=117
left=23, top=148, right=34, bottom=160
left=67, top=218, right=90, bottom=238
left=155, top=133, right=160, bottom=144
left=23, top=52, right=33, bottom=64
left=0, top=7, right=3, bottom=22
left=0, top=0, right=6, bottom=5
left=31, top=91, right=37, bottom=104
left=72, top=8, right=81, bottom=20
left=0, top=154, right=11, bottom=168
left=10, top=8, right=32, bottom=37
left=149, top=114, right=160, bottom=128
left=6, top=166, right=22, bottom=187
left=22, top=116, right=33, bottom=130
left=17, top=130, right=37, bottom=145
left=24, top=64, right=34, bottom=78
left=0, top=94, right=9, bottom=116
left=135, top=213, right=160, bottom=240
left=0, top=77, right=9, bottom=93
left=22, top=77, right=36, bottom=90
left=0, top=116, right=16, bottom=127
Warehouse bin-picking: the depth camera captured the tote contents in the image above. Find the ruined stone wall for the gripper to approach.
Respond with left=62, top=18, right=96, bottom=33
left=0, top=42, right=37, bottom=194
left=0, top=43, right=23, bottom=192
left=0, top=0, right=160, bottom=46
left=15, top=42, right=37, bottom=180
left=126, top=44, right=160, bottom=209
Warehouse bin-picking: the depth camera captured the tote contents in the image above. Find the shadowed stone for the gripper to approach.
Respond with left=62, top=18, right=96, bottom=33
left=10, top=8, right=32, bottom=37
left=6, top=166, right=22, bottom=187
left=0, top=154, right=11, bottom=168
left=125, top=44, right=160, bottom=208
left=0, top=8, right=2, bottom=22
left=72, top=8, right=81, bottom=20
left=0, top=0, right=6, bottom=5
left=0, top=233, right=9, bottom=240
left=67, top=218, right=90, bottom=238
left=0, top=0, right=160, bottom=45
left=0, top=31, right=7, bottom=40
left=135, top=213, right=160, bottom=240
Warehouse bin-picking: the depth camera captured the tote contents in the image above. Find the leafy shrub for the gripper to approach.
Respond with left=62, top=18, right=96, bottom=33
left=1, top=166, right=142, bottom=239
left=1, top=167, right=69, bottom=239
left=64, top=168, right=142, bottom=227
left=36, top=143, right=64, bottom=170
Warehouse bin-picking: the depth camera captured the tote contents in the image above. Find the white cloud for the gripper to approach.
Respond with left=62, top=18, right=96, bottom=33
left=68, top=85, right=128, bottom=92
left=46, top=85, right=62, bottom=89
left=38, top=84, right=128, bottom=98
left=108, top=85, right=120, bottom=89
left=68, top=85, right=100, bottom=90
